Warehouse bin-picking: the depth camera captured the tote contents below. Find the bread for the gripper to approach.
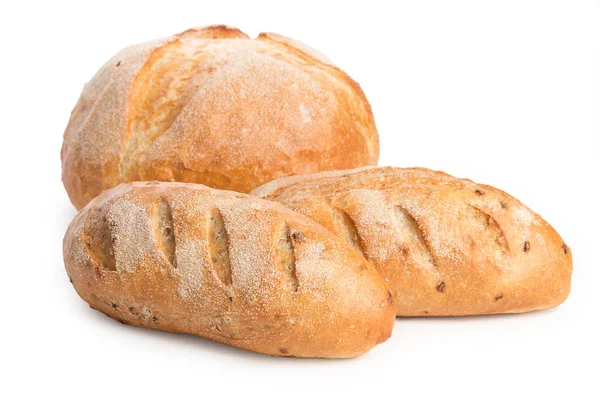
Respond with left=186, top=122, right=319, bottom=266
left=61, top=25, right=379, bottom=210
left=63, top=181, right=395, bottom=358
left=251, top=167, right=573, bottom=316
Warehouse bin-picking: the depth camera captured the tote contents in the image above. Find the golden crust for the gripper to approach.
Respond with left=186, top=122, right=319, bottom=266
left=61, top=25, right=379, bottom=210
left=251, top=167, right=573, bottom=316
left=63, top=181, right=395, bottom=358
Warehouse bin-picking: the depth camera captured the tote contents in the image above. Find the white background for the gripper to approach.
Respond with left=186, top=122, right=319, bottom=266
left=1, top=1, right=598, bottom=399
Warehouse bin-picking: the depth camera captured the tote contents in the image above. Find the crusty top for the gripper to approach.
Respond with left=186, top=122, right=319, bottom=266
left=252, top=167, right=573, bottom=316
left=61, top=25, right=379, bottom=209
left=63, top=182, right=394, bottom=357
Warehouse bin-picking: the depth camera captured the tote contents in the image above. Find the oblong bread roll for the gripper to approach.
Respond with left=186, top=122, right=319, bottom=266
left=252, top=167, right=572, bottom=316
left=63, top=182, right=395, bottom=358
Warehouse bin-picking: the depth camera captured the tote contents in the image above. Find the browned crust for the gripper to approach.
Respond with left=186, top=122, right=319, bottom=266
left=251, top=167, right=573, bottom=316
left=61, top=26, right=378, bottom=210
left=256, top=32, right=378, bottom=161
left=178, top=25, right=250, bottom=39
left=63, top=181, right=395, bottom=358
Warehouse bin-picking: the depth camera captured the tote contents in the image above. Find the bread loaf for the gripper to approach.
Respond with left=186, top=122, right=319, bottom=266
left=63, top=182, right=395, bottom=358
left=252, top=167, right=572, bottom=316
left=61, top=25, right=379, bottom=210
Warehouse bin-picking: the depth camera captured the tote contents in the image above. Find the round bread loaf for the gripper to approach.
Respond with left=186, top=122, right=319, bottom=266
left=61, top=25, right=379, bottom=210
left=252, top=167, right=573, bottom=316
left=63, top=182, right=395, bottom=358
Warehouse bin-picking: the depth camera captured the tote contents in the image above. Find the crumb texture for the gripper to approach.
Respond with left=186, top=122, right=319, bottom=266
left=152, top=197, right=177, bottom=268
left=330, top=206, right=365, bottom=255
left=207, top=208, right=232, bottom=286
left=276, top=223, right=300, bottom=292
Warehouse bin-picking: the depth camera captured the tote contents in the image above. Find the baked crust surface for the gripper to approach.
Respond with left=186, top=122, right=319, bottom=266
left=61, top=25, right=379, bottom=209
left=63, top=181, right=395, bottom=358
left=252, top=167, right=572, bottom=316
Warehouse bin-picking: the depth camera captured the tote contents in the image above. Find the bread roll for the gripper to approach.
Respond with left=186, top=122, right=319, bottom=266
left=252, top=167, right=572, bottom=316
left=61, top=25, right=379, bottom=210
left=63, top=182, right=394, bottom=358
